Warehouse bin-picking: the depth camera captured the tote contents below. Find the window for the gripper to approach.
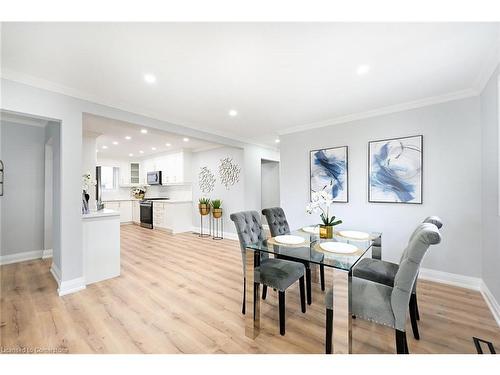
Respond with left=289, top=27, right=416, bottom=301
left=101, top=166, right=119, bottom=190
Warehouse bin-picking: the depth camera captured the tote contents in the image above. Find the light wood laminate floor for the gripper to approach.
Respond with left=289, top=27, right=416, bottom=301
left=1, top=224, right=499, bottom=354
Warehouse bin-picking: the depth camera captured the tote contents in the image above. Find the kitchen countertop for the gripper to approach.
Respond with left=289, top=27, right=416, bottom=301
left=82, top=209, right=120, bottom=220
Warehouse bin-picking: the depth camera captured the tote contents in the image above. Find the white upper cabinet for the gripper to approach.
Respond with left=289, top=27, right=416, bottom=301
left=140, top=150, right=192, bottom=185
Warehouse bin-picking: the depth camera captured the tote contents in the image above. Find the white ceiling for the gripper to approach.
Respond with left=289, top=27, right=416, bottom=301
left=2, top=23, right=499, bottom=147
left=83, top=113, right=221, bottom=160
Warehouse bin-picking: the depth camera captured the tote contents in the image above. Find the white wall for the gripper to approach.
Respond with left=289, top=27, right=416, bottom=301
left=261, top=160, right=280, bottom=223
left=1, top=78, right=249, bottom=290
left=480, top=64, right=500, bottom=302
left=281, top=97, right=482, bottom=278
left=0, top=121, right=46, bottom=256
left=191, top=146, right=245, bottom=234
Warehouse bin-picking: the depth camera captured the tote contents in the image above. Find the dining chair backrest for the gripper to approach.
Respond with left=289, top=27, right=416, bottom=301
left=408, top=216, right=443, bottom=245
left=230, top=211, right=267, bottom=275
left=261, top=207, right=291, bottom=237
left=391, top=223, right=441, bottom=331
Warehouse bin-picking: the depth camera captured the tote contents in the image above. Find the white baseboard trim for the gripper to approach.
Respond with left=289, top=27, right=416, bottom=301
left=419, top=267, right=500, bottom=328
left=0, top=249, right=52, bottom=266
left=418, top=267, right=482, bottom=291
left=480, top=280, right=500, bottom=328
left=190, top=226, right=239, bottom=241
left=58, top=277, right=86, bottom=296
left=50, top=262, right=61, bottom=286
left=50, top=262, right=86, bottom=296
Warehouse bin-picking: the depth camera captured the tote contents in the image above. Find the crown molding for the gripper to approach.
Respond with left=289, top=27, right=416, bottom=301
left=473, top=29, right=500, bottom=94
left=0, top=68, right=275, bottom=150
left=279, top=88, right=478, bottom=136
left=0, top=110, right=49, bottom=127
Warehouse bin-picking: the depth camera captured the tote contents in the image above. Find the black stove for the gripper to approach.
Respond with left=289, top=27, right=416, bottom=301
left=139, top=198, right=170, bottom=229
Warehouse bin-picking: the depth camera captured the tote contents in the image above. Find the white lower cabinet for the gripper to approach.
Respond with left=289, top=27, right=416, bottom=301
left=103, top=201, right=133, bottom=224
left=153, top=202, right=167, bottom=229
left=132, top=201, right=140, bottom=223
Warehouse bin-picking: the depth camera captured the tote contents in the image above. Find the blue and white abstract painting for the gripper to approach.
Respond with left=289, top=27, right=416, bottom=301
left=310, top=146, right=348, bottom=202
left=369, top=135, right=422, bottom=204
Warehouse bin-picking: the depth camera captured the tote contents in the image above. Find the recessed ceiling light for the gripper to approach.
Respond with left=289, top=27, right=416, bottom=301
left=125, top=136, right=131, bottom=140
left=229, top=109, right=238, bottom=117
left=139, top=150, right=144, bottom=154
left=166, top=143, right=171, bottom=147
left=112, top=141, right=118, bottom=145
left=102, top=145, right=108, bottom=149
left=144, top=73, right=157, bottom=84
left=183, top=137, right=189, bottom=142
left=96, top=149, right=99, bottom=153
left=129, top=153, right=134, bottom=157
left=356, top=64, right=371, bottom=76
left=275, top=138, right=280, bottom=143
left=151, top=147, right=156, bottom=151
left=141, top=129, right=148, bottom=134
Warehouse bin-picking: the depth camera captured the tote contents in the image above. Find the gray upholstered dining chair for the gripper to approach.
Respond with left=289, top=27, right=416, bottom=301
left=352, top=216, right=443, bottom=340
left=261, top=207, right=326, bottom=305
left=230, top=211, right=306, bottom=335
left=325, top=222, right=442, bottom=354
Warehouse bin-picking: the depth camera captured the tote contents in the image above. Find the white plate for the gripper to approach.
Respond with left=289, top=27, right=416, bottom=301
left=338, top=230, right=370, bottom=240
left=274, top=235, right=305, bottom=245
left=302, top=226, right=320, bottom=234
left=319, top=242, right=358, bottom=254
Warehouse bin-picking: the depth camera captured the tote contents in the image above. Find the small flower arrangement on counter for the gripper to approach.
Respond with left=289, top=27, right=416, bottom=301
left=82, top=172, right=96, bottom=214
left=132, top=186, right=147, bottom=200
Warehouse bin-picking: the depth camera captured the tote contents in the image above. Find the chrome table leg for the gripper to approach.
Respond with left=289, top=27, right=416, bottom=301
left=245, top=249, right=260, bottom=339
left=332, top=268, right=352, bottom=354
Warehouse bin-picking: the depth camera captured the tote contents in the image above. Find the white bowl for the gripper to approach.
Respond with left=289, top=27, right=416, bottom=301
left=338, top=230, right=370, bottom=240
left=302, top=226, right=320, bottom=234
left=319, top=242, right=358, bottom=254
left=274, top=235, right=305, bottom=245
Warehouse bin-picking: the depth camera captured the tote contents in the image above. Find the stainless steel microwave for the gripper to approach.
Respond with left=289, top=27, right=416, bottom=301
left=147, top=171, right=162, bottom=185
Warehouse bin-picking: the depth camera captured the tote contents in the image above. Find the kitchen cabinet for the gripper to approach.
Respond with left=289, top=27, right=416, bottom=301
left=103, top=201, right=133, bottom=224
left=153, top=202, right=166, bottom=228
left=132, top=201, right=140, bottom=223
left=152, top=201, right=191, bottom=233
left=140, top=151, right=192, bottom=184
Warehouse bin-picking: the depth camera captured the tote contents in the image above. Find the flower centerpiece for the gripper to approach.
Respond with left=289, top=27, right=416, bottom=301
left=306, top=189, right=342, bottom=239
left=132, top=186, right=146, bottom=200
left=82, top=172, right=96, bottom=214
left=211, top=199, right=223, bottom=218
left=199, top=197, right=211, bottom=215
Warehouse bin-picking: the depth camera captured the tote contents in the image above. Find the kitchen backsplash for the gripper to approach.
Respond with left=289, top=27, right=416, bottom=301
left=101, top=184, right=192, bottom=201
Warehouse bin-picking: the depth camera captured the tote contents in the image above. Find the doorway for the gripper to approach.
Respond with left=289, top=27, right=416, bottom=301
left=260, top=159, right=280, bottom=224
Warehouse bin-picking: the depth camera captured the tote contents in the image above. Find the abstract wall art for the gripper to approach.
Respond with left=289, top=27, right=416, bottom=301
left=368, top=135, right=423, bottom=204
left=198, top=166, right=216, bottom=194
left=310, top=146, right=348, bottom=202
left=218, top=157, right=241, bottom=190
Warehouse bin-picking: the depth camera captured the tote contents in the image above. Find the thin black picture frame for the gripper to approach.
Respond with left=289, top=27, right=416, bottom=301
left=309, top=145, right=349, bottom=203
left=368, top=135, right=423, bottom=204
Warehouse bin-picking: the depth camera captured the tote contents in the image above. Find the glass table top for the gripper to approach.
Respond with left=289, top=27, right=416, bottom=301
left=245, top=228, right=377, bottom=271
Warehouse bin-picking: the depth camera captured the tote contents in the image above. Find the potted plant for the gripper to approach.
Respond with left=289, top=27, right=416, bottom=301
left=306, top=189, right=342, bottom=239
left=198, top=197, right=211, bottom=215
left=211, top=199, right=223, bottom=218
left=132, top=186, right=147, bottom=200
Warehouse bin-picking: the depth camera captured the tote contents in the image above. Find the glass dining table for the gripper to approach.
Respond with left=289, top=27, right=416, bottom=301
left=244, top=228, right=382, bottom=354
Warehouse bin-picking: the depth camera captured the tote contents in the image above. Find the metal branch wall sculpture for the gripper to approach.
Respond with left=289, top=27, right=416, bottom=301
left=198, top=166, right=216, bottom=194
left=218, top=157, right=241, bottom=190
